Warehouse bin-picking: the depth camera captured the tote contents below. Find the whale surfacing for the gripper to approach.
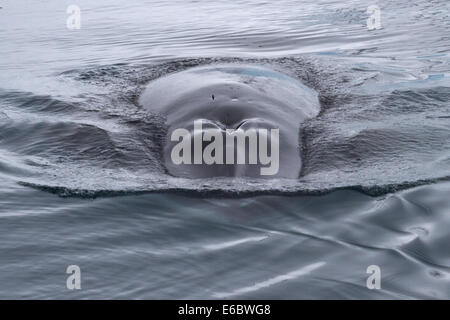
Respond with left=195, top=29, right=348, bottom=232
left=139, top=64, right=320, bottom=178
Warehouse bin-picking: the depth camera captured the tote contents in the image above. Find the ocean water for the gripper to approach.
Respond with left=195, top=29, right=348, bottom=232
left=0, top=0, right=449, bottom=299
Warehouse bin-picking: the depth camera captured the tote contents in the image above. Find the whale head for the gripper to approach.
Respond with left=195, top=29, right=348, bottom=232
left=139, top=64, right=320, bottom=179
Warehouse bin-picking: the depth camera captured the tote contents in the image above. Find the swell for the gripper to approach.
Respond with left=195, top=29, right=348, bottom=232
left=0, top=56, right=448, bottom=198
left=18, top=175, right=450, bottom=199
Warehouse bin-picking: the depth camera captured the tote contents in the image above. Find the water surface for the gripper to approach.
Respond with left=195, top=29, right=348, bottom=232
left=0, top=0, right=449, bottom=299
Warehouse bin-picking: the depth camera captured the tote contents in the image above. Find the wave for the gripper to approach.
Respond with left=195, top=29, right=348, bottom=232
left=18, top=175, right=450, bottom=199
left=1, top=56, right=449, bottom=197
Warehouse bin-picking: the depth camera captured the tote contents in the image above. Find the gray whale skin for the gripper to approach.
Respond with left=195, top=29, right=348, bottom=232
left=139, top=64, right=320, bottom=178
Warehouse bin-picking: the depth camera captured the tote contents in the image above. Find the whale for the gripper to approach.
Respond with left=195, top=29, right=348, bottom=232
left=139, top=64, right=320, bottom=178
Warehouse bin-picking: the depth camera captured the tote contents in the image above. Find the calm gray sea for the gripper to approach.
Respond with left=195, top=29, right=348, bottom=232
left=0, top=0, right=449, bottom=299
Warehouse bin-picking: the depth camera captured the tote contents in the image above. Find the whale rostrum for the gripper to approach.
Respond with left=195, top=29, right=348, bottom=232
left=139, top=64, right=320, bottom=178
